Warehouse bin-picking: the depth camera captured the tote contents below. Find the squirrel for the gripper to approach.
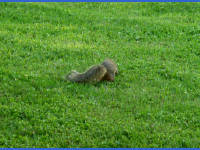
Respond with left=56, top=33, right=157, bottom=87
left=67, top=59, right=118, bottom=83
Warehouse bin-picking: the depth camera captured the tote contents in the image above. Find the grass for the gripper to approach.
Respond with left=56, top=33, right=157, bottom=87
left=0, top=2, right=200, bottom=148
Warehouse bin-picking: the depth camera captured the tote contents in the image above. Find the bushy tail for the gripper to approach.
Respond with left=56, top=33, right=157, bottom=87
left=67, top=65, right=107, bottom=83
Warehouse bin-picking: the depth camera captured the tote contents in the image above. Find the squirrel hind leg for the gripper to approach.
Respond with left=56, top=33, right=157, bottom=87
left=91, top=65, right=107, bottom=82
left=102, top=72, right=115, bottom=82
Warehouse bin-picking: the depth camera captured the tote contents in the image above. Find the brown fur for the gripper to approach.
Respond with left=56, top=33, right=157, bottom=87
left=101, top=59, right=118, bottom=82
left=67, top=59, right=118, bottom=83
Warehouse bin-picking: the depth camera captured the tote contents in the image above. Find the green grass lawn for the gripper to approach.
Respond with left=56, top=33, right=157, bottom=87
left=0, top=2, right=200, bottom=147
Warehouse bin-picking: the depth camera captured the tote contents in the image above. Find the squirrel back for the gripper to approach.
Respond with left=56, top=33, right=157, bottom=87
left=67, top=65, right=107, bottom=83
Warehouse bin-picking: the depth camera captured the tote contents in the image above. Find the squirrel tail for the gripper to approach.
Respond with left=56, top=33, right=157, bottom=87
left=67, top=65, right=107, bottom=83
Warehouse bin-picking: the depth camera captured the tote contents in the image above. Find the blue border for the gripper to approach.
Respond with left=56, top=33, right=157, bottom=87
left=0, top=0, right=200, bottom=1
